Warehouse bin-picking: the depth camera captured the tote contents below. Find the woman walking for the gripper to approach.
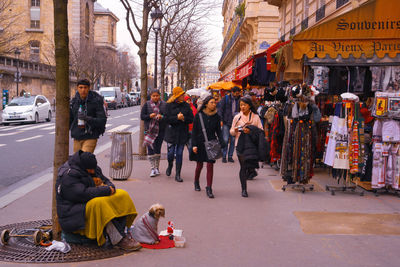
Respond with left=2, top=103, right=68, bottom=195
left=164, top=87, right=194, bottom=182
left=230, top=96, right=264, bottom=197
left=141, top=90, right=167, bottom=177
left=191, top=95, right=225, bottom=198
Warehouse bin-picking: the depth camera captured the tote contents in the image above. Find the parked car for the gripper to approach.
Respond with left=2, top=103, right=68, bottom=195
left=129, top=92, right=141, bottom=105
left=99, top=87, right=123, bottom=109
left=1, top=95, right=52, bottom=125
left=125, top=94, right=133, bottom=107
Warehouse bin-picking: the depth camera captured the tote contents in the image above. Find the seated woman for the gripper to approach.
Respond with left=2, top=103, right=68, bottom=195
left=56, top=150, right=141, bottom=250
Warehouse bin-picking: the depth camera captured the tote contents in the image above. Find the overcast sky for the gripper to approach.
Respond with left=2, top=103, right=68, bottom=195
left=97, top=0, right=223, bottom=68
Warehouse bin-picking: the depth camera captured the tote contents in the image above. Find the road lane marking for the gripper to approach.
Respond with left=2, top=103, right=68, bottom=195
left=0, top=125, right=141, bottom=209
left=41, top=126, right=55, bottom=130
left=48, top=131, right=55, bottom=134
left=106, top=124, right=131, bottom=133
left=19, top=124, right=53, bottom=131
left=0, top=131, right=22, bottom=137
left=114, top=116, right=122, bottom=119
left=16, top=135, right=43, bottom=142
left=0, top=144, right=6, bottom=147
left=130, top=118, right=138, bottom=121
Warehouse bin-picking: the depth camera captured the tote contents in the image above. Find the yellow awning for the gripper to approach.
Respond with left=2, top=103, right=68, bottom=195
left=207, top=81, right=242, bottom=90
left=293, top=0, right=400, bottom=59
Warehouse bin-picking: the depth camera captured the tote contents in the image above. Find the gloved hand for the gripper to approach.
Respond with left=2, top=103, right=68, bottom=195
left=78, top=113, right=92, bottom=121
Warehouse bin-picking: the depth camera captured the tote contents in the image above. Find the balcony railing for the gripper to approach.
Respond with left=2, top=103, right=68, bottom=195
left=336, top=0, right=349, bottom=9
left=218, top=17, right=244, bottom=68
left=301, top=18, right=308, bottom=31
left=316, top=5, right=325, bottom=22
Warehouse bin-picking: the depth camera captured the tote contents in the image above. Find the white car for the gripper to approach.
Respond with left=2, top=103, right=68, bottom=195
left=1, top=95, right=52, bottom=125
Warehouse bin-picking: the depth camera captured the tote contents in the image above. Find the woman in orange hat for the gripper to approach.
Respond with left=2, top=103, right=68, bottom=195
left=164, top=87, right=194, bottom=182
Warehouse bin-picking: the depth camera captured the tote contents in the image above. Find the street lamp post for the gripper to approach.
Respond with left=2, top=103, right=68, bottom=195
left=14, top=48, right=21, bottom=97
left=151, top=7, right=162, bottom=90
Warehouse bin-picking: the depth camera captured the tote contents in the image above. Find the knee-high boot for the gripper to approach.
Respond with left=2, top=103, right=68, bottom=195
left=175, top=162, right=183, bottom=182
left=154, top=154, right=161, bottom=175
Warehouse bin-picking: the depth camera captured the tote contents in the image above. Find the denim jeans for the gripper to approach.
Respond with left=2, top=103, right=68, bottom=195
left=222, top=124, right=235, bottom=159
left=167, top=143, right=185, bottom=164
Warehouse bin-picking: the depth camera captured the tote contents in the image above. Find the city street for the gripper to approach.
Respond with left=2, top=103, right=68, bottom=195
left=0, top=105, right=141, bottom=194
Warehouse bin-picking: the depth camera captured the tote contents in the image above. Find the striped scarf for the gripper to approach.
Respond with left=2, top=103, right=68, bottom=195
left=143, top=101, right=160, bottom=149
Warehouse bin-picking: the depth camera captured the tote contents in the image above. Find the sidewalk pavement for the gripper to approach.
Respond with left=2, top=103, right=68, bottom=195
left=1, top=132, right=400, bottom=267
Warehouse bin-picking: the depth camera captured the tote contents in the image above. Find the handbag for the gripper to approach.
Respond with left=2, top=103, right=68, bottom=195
left=199, top=113, right=222, bottom=161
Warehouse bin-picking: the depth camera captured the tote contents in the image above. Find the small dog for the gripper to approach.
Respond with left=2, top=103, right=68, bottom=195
left=131, top=204, right=165, bottom=244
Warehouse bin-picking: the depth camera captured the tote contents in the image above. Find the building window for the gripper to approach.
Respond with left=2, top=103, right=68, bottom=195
left=30, top=20, right=40, bottom=29
left=85, top=3, right=89, bottom=36
left=31, top=0, right=40, bottom=7
left=29, top=40, right=40, bottom=62
left=110, top=23, right=115, bottom=45
left=336, top=0, right=349, bottom=9
left=301, top=18, right=308, bottom=31
left=316, top=4, right=325, bottom=22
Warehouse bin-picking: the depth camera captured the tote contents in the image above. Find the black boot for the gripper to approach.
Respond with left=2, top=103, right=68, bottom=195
left=206, top=186, right=214, bottom=198
left=241, top=190, right=248, bottom=197
left=194, top=181, right=201, bottom=191
left=166, top=161, right=173, bottom=176
left=175, top=162, right=183, bottom=182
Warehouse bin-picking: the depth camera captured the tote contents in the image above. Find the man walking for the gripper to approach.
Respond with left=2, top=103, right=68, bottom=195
left=70, top=79, right=107, bottom=153
left=218, top=86, right=241, bottom=163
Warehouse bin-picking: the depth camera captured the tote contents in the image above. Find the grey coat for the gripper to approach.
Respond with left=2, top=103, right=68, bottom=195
left=131, top=212, right=159, bottom=244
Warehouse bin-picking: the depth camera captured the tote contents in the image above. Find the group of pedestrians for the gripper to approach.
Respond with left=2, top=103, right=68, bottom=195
left=55, top=80, right=266, bottom=252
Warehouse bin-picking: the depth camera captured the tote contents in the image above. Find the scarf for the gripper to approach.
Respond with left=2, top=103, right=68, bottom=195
left=143, top=101, right=160, bottom=148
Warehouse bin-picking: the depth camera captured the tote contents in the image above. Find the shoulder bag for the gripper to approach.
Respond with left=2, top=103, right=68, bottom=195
left=199, top=113, right=222, bottom=160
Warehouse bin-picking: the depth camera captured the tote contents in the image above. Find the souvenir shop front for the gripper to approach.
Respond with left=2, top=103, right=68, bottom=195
left=277, top=0, right=400, bottom=194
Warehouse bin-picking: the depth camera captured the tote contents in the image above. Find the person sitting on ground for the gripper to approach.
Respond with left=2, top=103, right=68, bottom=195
left=56, top=150, right=141, bottom=251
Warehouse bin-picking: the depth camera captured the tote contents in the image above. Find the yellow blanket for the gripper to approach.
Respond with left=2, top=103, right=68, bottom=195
left=76, top=189, right=137, bottom=246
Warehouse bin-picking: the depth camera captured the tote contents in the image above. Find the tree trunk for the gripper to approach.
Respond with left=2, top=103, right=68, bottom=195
left=160, top=47, right=166, bottom=100
left=52, top=0, right=70, bottom=240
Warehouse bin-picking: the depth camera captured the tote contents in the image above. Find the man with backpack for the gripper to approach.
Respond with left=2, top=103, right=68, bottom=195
left=70, top=79, right=107, bottom=153
left=218, top=86, right=241, bottom=163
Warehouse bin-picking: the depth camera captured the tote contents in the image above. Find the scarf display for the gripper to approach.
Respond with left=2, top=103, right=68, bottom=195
left=143, top=101, right=160, bottom=149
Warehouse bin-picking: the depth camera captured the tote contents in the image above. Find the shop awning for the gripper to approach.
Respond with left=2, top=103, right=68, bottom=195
left=293, top=0, right=400, bottom=60
left=266, top=40, right=291, bottom=70
left=207, top=81, right=242, bottom=90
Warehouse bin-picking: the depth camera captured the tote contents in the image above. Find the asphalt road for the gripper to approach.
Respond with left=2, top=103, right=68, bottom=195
left=0, top=105, right=141, bottom=192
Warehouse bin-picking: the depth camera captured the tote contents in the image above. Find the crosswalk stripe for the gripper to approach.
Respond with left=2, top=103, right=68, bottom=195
left=49, top=131, right=55, bottom=134
left=105, top=124, right=112, bottom=128
left=0, top=131, right=22, bottom=137
left=114, top=116, right=122, bottom=119
left=106, top=124, right=131, bottom=133
left=130, top=118, right=138, bottom=121
left=0, top=144, right=6, bottom=147
left=19, top=124, right=54, bottom=131
left=41, top=126, right=55, bottom=130
left=16, top=135, right=43, bottom=142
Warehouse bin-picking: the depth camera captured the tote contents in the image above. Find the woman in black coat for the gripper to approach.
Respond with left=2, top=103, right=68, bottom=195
left=164, top=87, right=194, bottom=182
left=140, top=89, right=167, bottom=177
left=191, top=95, right=225, bottom=198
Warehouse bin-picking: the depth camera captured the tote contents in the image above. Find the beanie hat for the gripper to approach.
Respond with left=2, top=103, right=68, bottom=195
left=80, top=151, right=97, bottom=170
left=167, top=87, right=185, bottom=103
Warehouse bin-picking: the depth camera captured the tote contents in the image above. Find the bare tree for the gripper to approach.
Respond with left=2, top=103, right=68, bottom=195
left=0, top=0, right=25, bottom=54
left=120, top=0, right=159, bottom=156
left=52, top=0, right=70, bottom=240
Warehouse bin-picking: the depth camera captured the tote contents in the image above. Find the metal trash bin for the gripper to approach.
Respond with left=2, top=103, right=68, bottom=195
left=109, top=132, right=133, bottom=180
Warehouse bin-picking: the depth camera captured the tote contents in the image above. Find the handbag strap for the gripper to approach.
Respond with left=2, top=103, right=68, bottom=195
left=199, top=113, right=209, bottom=143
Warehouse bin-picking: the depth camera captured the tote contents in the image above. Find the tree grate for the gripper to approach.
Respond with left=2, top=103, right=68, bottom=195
left=0, top=219, right=134, bottom=263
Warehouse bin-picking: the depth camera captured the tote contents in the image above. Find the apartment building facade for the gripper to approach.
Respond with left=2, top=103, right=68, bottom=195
left=219, top=0, right=280, bottom=76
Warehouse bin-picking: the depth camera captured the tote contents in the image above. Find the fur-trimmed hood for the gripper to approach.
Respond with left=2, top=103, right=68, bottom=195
left=202, top=108, right=218, bottom=116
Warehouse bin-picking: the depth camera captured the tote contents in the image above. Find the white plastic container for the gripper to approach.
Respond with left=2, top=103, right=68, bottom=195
left=174, top=236, right=186, bottom=248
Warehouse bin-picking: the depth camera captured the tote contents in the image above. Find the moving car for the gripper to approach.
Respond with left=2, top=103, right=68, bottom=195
left=99, top=87, right=123, bottom=109
left=1, top=95, right=52, bottom=125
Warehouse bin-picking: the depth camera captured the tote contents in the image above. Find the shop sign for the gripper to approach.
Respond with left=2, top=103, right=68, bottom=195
left=259, top=41, right=270, bottom=50
left=294, top=39, right=400, bottom=59
left=222, top=70, right=236, bottom=82
left=235, top=60, right=253, bottom=80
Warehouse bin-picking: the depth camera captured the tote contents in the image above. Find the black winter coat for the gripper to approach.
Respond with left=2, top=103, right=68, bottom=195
left=70, top=91, right=107, bottom=140
left=190, top=110, right=225, bottom=163
left=55, top=151, right=114, bottom=233
left=140, top=100, right=168, bottom=134
left=164, top=101, right=194, bottom=145
left=236, top=125, right=267, bottom=168
left=218, top=94, right=240, bottom=127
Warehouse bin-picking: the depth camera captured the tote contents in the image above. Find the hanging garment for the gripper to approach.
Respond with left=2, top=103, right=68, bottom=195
left=350, top=67, right=366, bottom=93
left=371, top=66, right=384, bottom=91
left=324, top=104, right=342, bottom=166
left=393, top=144, right=400, bottom=190
left=372, top=142, right=385, bottom=189
left=292, top=120, right=314, bottom=184
left=382, top=120, right=400, bottom=142
left=312, top=66, right=329, bottom=93
left=333, top=105, right=349, bottom=170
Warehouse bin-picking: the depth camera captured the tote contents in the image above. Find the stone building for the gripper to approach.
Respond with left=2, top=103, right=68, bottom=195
left=266, top=0, right=369, bottom=42
left=219, top=0, right=280, bottom=76
left=0, top=0, right=97, bottom=102
left=195, top=67, right=220, bottom=88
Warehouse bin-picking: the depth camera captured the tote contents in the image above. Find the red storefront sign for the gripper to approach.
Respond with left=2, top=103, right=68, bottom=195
left=235, top=59, right=253, bottom=80
left=222, top=70, right=236, bottom=82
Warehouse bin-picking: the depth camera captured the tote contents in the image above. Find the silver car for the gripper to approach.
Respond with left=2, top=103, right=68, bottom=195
left=1, top=95, right=52, bottom=125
